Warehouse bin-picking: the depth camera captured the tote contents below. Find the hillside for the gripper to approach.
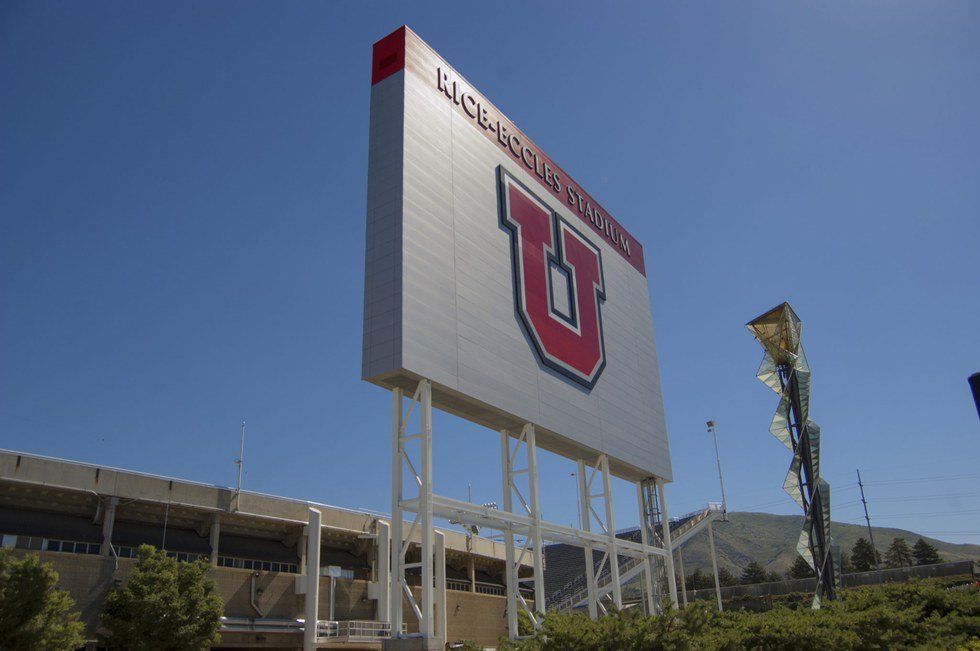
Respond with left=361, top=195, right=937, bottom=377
left=677, top=512, right=980, bottom=576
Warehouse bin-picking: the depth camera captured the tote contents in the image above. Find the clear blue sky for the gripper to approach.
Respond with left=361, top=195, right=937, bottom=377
left=2, top=2, right=978, bottom=546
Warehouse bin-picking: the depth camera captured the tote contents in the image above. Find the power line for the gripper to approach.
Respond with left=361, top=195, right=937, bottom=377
left=863, top=490, right=980, bottom=503
left=871, top=509, right=980, bottom=519
left=864, top=473, right=980, bottom=486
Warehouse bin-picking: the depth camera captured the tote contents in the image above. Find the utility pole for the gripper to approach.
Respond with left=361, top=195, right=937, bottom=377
left=706, top=421, right=728, bottom=518
left=856, top=469, right=879, bottom=571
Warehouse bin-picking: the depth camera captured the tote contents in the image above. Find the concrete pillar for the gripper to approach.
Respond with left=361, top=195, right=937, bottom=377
left=376, top=520, right=391, bottom=624
left=101, top=496, right=118, bottom=557
left=468, top=556, right=476, bottom=593
left=708, top=521, right=723, bottom=611
left=434, top=531, right=447, bottom=644
left=304, top=508, right=321, bottom=651
left=209, top=513, right=221, bottom=567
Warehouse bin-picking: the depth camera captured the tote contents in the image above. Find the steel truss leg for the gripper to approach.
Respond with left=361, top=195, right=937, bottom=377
left=576, top=454, right=622, bottom=617
left=707, top=521, right=723, bottom=611
left=639, top=478, right=668, bottom=614
left=390, top=380, right=438, bottom=639
left=677, top=546, right=688, bottom=607
left=636, top=483, right=657, bottom=615
left=500, top=424, right=545, bottom=638
left=577, top=460, right=598, bottom=619
left=657, top=479, right=680, bottom=609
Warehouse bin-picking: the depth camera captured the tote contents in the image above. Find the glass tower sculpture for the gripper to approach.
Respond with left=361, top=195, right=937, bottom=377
left=747, top=302, right=836, bottom=604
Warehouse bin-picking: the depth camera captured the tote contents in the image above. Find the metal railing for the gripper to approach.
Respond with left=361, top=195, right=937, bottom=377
left=318, top=619, right=401, bottom=641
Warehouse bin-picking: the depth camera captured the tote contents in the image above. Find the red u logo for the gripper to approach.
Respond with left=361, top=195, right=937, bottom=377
left=498, top=167, right=607, bottom=389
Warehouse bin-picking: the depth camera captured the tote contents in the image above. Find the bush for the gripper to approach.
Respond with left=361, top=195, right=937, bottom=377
left=503, top=579, right=979, bottom=650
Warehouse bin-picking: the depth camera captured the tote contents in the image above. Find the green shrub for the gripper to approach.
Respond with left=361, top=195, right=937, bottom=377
left=505, top=579, right=979, bottom=650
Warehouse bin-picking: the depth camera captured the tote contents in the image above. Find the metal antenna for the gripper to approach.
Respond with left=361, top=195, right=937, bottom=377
left=856, top=469, right=879, bottom=570
left=234, top=421, right=246, bottom=510
left=707, top=421, right=728, bottom=518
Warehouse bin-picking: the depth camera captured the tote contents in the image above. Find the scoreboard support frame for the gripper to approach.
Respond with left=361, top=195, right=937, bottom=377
left=388, top=378, right=676, bottom=641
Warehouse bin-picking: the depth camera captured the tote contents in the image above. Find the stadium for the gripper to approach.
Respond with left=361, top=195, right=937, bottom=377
left=2, top=8, right=978, bottom=651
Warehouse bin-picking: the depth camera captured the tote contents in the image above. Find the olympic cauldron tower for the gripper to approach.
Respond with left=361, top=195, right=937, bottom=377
left=747, top=302, right=836, bottom=604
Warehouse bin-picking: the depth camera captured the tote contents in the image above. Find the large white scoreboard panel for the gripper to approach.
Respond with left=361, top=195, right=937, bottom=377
left=363, top=27, right=671, bottom=482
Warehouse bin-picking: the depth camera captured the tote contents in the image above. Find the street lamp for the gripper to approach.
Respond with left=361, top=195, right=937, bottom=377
left=706, top=420, right=728, bottom=518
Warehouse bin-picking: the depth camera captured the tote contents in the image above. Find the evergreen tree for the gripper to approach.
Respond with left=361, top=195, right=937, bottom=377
left=716, top=567, right=737, bottom=587
left=739, top=561, right=768, bottom=585
left=685, top=569, right=711, bottom=591
left=851, top=537, right=881, bottom=572
left=884, top=537, right=914, bottom=569
left=766, top=570, right=783, bottom=583
left=912, top=538, right=942, bottom=566
left=0, top=549, right=85, bottom=650
left=788, top=554, right=816, bottom=579
left=100, top=545, right=223, bottom=650
left=840, top=549, right=854, bottom=574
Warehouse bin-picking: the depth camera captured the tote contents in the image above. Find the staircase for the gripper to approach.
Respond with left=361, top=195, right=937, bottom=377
left=547, top=503, right=723, bottom=612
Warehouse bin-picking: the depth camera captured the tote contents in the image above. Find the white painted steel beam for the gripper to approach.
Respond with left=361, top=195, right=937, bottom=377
left=657, top=480, right=679, bottom=609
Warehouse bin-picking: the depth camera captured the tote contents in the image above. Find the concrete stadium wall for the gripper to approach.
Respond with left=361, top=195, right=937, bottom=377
left=13, top=549, right=514, bottom=647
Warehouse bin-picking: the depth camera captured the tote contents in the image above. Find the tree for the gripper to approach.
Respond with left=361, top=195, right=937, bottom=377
left=765, top=570, right=782, bottom=583
left=0, top=549, right=85, bottom=650
left=716, top=566, right=737, bottom=587
left=851, top=537, right=881, bottom=572
left=788, top=554, right=816, bottom=579
left=884, top=537, right=914, bottom=569
left=685, top=569, right=711, bottom=591
left=840, top=549, right=854, bottom=574
left=911, top=538, right=942, bottom=566
left=100, top=545, right=222, bottom=650
left=739, top=561, right=768, bottom=585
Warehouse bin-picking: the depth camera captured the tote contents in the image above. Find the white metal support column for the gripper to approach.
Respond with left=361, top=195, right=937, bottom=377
left=677, top=546, right=688, bottom=607
left=390, top=380, right=436, bottom=639
left=576, top=460, right=598, bottom=620
left=656, top=479, right=679, bottom=609
left=707, top=521, right=723, bottom=611
left=577, top=454, right=622, bottom=614
left=600, top=456, right=622, bottom=610
left=389, top=388, right=404, bottom=638
left=500, top=424, right=544, bottom=637
left=635, top=483, right=656, bottom=615
left=304, top=508, right=321, bottom=651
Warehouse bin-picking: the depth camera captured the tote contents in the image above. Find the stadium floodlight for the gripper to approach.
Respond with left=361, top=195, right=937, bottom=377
left=747, top=302, right=836, bottom=605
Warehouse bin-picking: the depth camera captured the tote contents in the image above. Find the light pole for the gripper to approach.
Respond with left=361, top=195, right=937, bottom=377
left=706, top=421, right=727, bottom=518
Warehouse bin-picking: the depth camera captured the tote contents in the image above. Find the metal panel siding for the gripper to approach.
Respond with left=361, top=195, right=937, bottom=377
left=363, top=70, right=405, bottom=380
left=364, top=28, right=671, bottom=481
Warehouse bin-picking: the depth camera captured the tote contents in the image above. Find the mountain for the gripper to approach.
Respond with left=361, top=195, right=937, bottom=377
left=676, top=512, right=980, bottom=576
